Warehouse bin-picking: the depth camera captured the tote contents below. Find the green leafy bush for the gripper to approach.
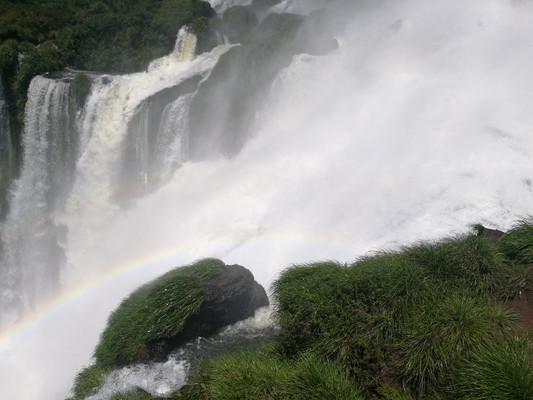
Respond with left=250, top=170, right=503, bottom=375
left=0, top=0, right=216, bottom=124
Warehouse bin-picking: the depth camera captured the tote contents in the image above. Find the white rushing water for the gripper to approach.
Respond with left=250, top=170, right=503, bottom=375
left=2, top=0, right=533, bottom=398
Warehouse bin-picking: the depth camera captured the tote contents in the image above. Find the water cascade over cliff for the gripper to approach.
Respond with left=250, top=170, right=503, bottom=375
left=0, top=75, right=75, bottom=315
left=1, top=0, right=533, bottom=399
left=0, top=28, right=228, bottom=318
left=0, top=78, right=15, bottom=217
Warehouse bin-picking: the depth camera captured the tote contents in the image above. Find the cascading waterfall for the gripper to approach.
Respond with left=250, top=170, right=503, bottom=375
left=0, top=77, right=14, bottom=216
left=0, top=75, right=75, bottom=316
left=2, top=0, right=533, bottom=399
left=154, top=93, right=194, bottom=183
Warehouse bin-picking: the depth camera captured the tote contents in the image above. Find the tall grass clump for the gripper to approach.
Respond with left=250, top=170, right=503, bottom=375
left=449, top=337, right=533, bottom=399
left=187, top=350, right=362, bottom=400
left=271, top=233, right=528, bottom=397
left=66, top=364, right=110, bottom=400
left=94, top=258, right=223, bottom=367
left=403, top=234, right=510, bottom=295
left=400, top=295, right=504, bottom=395
left=498, top=217, right=533, bottom=264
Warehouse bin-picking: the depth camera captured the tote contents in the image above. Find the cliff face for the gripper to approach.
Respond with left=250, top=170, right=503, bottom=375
left=0, top=77, right=16, bottom=217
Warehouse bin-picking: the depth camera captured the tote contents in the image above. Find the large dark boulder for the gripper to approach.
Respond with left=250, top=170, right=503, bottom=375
left=94, top=258, right=268, bottom=368
left=145, top=262, right=269, bottom=362
left=472, top=223, right=505, bottom=243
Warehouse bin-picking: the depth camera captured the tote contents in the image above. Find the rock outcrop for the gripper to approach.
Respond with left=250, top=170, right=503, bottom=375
left=144, top=262, right=270, bottom=363
left=94, top=258, right=269, bottom=367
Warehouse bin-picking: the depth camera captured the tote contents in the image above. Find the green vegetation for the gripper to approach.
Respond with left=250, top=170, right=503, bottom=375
left=68, top=364, right=111, bottom=400
left=0, top=0, right=215, bottom=121
left=67, top=221, right=533, bottom=399
left=499, top=217, right=533, bottom=264
left=69, top=259, right=224, bottom=399
left=187, top=351, right=362, bottom=400
left=183, top=221, right=533, bottom=400
left=95, top=258, right=223, bottom=368
left=449, top=337, right=533, bottom=399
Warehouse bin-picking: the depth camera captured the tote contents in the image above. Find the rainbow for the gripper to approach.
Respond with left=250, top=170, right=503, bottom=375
left=0, top=246, right=182, bottom=352
left=0, top=230, right=362, bottom=352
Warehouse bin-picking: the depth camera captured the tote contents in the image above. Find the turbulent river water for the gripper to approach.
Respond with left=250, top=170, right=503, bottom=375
left=1, top=0, right=533, bottom=398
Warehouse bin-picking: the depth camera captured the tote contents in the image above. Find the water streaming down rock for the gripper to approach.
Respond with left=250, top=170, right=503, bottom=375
left=0, top=78, right=15, bottom=217
left=0, top=75, right=75, bottom=315
left=2, top=0, right=533, bottom=399
left=0, top=27, right=224, bottom=319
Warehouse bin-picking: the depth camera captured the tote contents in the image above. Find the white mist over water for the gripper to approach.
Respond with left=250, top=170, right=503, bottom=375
left=2, top=0, right=533, bottom=398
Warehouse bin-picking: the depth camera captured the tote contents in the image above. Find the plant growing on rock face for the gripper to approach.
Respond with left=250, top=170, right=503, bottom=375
left=94, top=258, right=224, bottom=368
left=66, top=364, right=111, bottom=400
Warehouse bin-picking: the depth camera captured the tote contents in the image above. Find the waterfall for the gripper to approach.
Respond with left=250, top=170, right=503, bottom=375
left=2, top=1, right=533, bottom=399
left=0, top=78, right=14, bottom=216
left=0, top=27, right=224, bottom=315
left=173, top=28, right=197, bottom=62
left=0, top=75, right=75, bottom=315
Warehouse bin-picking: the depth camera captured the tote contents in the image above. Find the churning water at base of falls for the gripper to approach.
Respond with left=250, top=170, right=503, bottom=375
left=2, top=0, right=533, bottom=398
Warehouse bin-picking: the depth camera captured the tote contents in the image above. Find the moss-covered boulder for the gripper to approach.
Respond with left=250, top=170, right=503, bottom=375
left=94, top=258, right=268, bottom=368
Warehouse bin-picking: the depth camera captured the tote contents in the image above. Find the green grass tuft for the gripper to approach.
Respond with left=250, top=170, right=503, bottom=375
left=187, top=350, right=362, bottom=400
left=67, top=364, right=111, bottom=400
left=449, top=338, right=533, bottom=399
left=400, top=295, right=499, bottom=395
left=498, top=217, right=533, bottom=264
left=271, top=233, right=530, bottom=398
left=95, top=258, right=224, bottom=367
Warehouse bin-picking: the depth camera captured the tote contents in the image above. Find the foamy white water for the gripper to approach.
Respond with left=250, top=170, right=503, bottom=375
left=2, top=0, right=533, bottom=399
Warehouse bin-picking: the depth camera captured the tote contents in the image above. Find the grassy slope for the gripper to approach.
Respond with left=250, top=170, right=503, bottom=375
left=186, top=220, right=533, bottom=400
